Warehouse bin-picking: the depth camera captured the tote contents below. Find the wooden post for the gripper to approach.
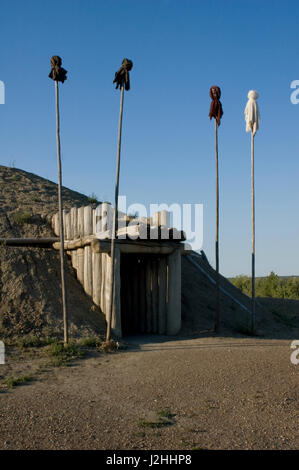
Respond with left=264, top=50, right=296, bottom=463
left=53, top=212, right=60, bottom=237
left=95, top=205, right=102, bottom=234
left=152, top=212, right=160, bottom=227
left=105, top=252, right=112, bottom=322
left=83, top=206, right=93, bottom=297
left=151, top=259, right=159, bottom=333
left=125, top=256, right=133, bottom=333
left=55, top=80, right=68, bottom=344
left=101, top=253, right=107, bottom=313
left=83, top=245, right=93, bottom=296
left=145, top=258, right=152, bottom=333
left=111, top=246, right=121, bottom=336
left=84, top=206, right=93, bottom=236
left=159, top=210, right=170, bottom=227
left=64, top=210, right=71, bottom=240
left=158, top=257, right=167, bottom=334
left=76, top=248, right=84, bottom=284
left=67, top=211, right=73, bottom=240
left=101, top=202, right=112, bottom=233
left=160, top=210, right=170, bottom=240
left=71, top=250, right=78, bottom=272
left=92, top=209, right=97, bottom=235
left=214, top=119, right=220, bottom=333
left=92, top=251, right=101, bottom=306
left=132, top=258, right=139, bottom=333
left=78, top=206, right=84, bottom=237
left=251, top=132, right=255, bottom=333
left=106, top=84, right=125, bottom=342
left=167, top=248, right=181, bottom=335
left=62, top=210, right=67, bottom=238
left=139, top=258, right=146, bottom=333
left=71, top=207, right=78, bottom=239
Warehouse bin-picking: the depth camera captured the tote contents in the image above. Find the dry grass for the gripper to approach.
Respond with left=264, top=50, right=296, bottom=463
left=5, top=375, right=33, bottom=388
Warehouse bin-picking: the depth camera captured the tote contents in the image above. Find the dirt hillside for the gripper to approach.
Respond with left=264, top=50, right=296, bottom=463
left=181, top=252, right=299, bottom=338
left=0, top=165, right=106, bottom=340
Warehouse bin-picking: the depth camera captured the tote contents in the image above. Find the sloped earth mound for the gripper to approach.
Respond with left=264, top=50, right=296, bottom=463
left=181, top=251, right=299, bottom=339
left=0, top=246, right=106, bottom=340
left=0, top=165, right=105, bottom=340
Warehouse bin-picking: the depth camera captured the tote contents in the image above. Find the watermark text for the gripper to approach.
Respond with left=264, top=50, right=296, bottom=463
left=290, top=340, right=299, bottom=365
left=0, top=81, right=5, bottom=104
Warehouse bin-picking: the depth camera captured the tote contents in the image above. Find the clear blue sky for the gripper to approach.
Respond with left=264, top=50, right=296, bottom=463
left=0, top=0, right=298, bottom=277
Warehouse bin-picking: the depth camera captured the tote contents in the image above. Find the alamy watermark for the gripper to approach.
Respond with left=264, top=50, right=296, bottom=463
left=0, top=341, right=5, bottom=364
left=290, top=340, right=299, bottom=365
left=0, top=81, right=5, bottom=104
left=95, top=196, right=203, bottom=251
left=290, top=80, right=299, bottom=104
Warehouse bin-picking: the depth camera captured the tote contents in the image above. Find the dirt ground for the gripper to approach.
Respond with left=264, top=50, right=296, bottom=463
left=0, top=334, right=298, bottom=450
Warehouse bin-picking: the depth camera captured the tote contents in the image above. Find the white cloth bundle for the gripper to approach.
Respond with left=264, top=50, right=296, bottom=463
left=244, top=90, right=260, bottom=136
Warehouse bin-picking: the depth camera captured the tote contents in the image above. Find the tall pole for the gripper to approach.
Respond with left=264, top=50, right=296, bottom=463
left=55, top=80, right=68, bottom=344
left=251, top=131, right=255, bottom=333
left=209, top=85, right=223, bottom=333
left=244, top=90, right=260, bottom=334
left=106, top=85, right=124, bottom=342
left=215, top=119, right=220, bottom=332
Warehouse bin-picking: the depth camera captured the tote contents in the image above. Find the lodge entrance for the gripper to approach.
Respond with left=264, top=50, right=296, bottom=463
left=120, top=253, right=168, bottom=336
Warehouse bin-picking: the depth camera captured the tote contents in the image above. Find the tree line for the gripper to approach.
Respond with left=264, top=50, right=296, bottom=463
left=230, top=272, right=299, bottom=300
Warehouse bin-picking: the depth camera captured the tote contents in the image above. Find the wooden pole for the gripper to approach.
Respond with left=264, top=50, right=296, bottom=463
left=106, top=84, right=125, bottom=342
left=55, top=80, right=68, bottom=344
left=214, top=119, right=220, bottom=333
left=251, top=131, right=255, bottom=333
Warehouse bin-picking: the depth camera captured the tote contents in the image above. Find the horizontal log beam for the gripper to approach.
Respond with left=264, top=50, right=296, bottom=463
left=0, top=238, right=59, bottom=247
left=52, top=236, right=96, bottom=251
left=91, top=239, right=183, bottom=255
left=0, top=237, right=191, bottom=254
left=95, top=226, right=186, bottom=242
left=54, top=237, right=188, bottom=255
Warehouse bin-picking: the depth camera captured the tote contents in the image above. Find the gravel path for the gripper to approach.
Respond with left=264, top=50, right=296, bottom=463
left=0, top=336, right=298, bottom=450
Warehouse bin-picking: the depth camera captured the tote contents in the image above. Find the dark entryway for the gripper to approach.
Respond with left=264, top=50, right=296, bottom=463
left=120, top=253, right=168, bottom=336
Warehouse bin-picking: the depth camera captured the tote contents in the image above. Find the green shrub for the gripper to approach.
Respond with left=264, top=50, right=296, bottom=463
left=79, top=336, right=101, bottom=348
left=157, top=409, right=175, bottom=420
left=11, top=210, right=32, bottom=224
left=88, top=193, right=99, bottom=204
left=5, top=375, right=33, bottom=388
left=17, top=336, right=44, bottom=348
left=44, top=341, right=84, bottom=367
left=139, top=410, right=175, bottom=429
left=17, top=335, right=56, bottom=349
